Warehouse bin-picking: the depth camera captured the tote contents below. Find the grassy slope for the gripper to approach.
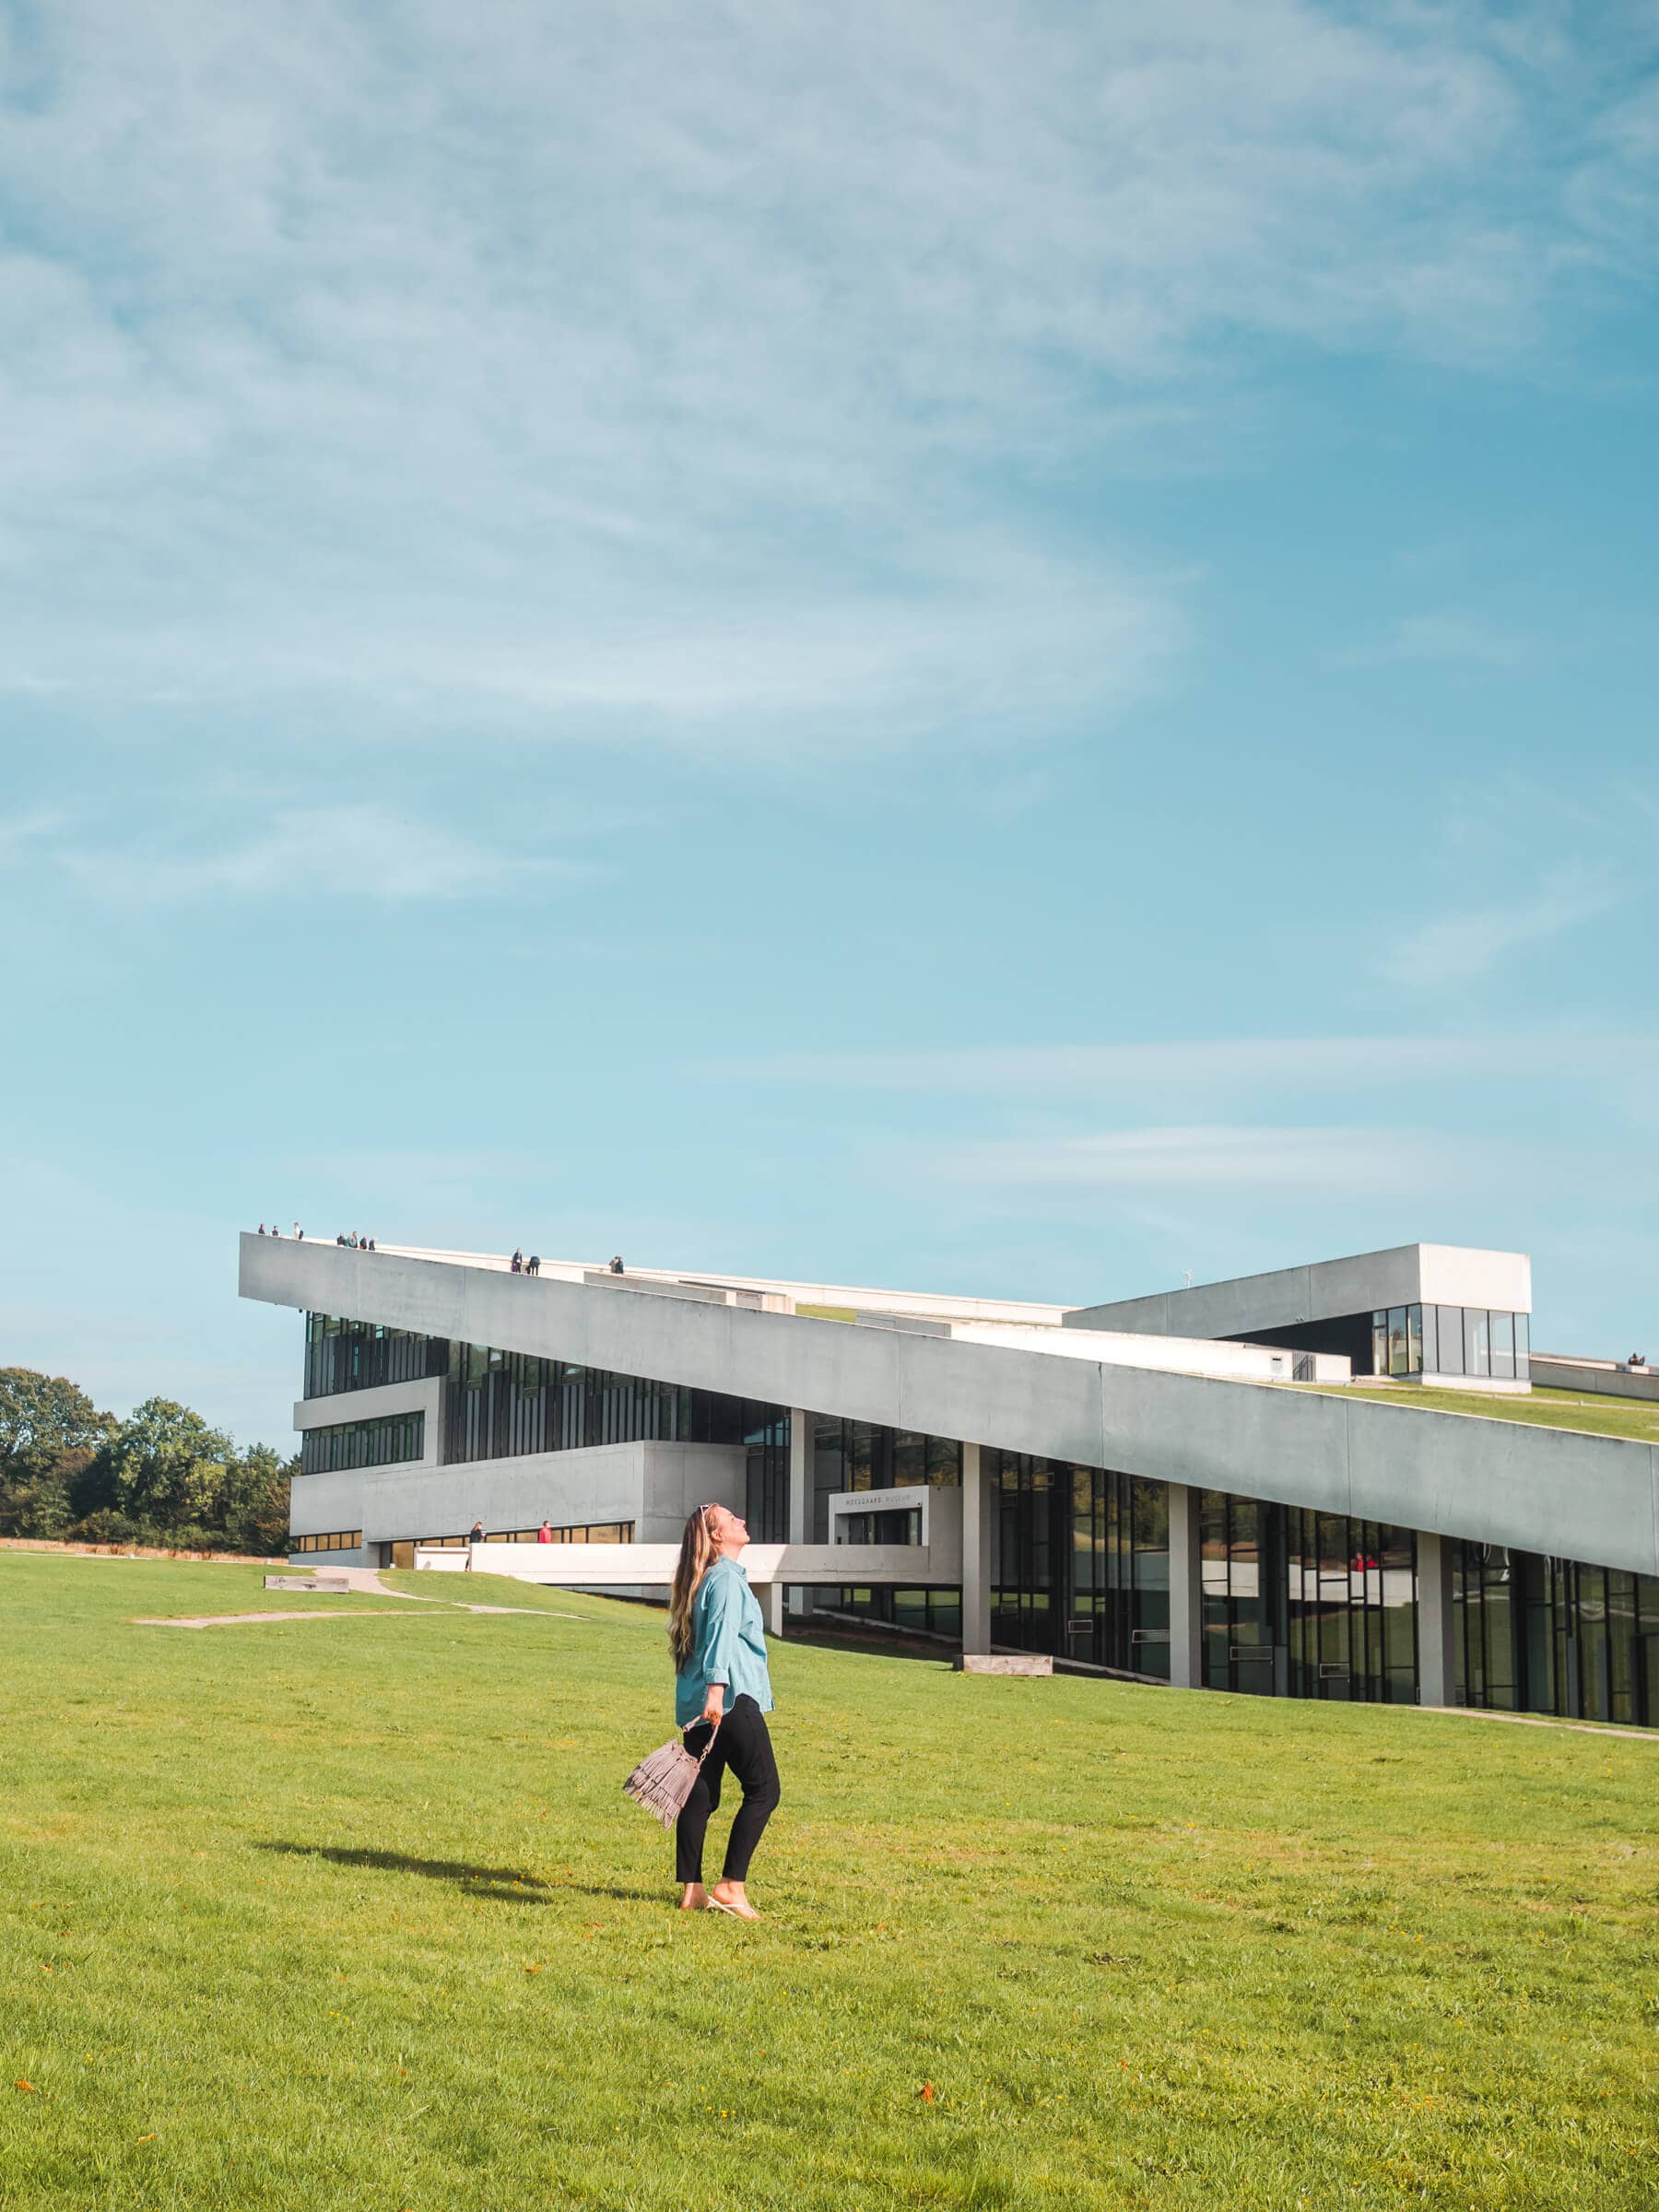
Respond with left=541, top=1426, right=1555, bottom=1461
left=1, top=1553, right=1653, bottom=2212
left=1286, top=1381, right=1659, bottom=1442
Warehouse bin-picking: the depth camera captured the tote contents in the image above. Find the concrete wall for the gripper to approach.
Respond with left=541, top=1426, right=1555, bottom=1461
left=955, top=1320, right=1350, bottom=1383
left=825, top=1484, right=963, bottom=1582
left=288, top=1438, right=747, bottom=1547
left=241, top=1236, right=1658, bottom=1579
left=292, top=1376, right=445, bottom=1465
left=1065, top=1242, right=1532, bottom=1340
left=1532, top=1356, right=1659, bottom=1404
left=414, top=1539, right=951, bottom=1588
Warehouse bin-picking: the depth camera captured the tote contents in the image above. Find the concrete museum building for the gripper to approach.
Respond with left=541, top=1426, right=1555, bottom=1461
left=239, top=1233, right=1659, bottom=1730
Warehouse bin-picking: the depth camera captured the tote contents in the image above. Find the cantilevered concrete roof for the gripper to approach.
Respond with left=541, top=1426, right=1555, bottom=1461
left=239, top=1236, right=1653, bottom=1578
left=1066, top=1242, right=1533, bottom=1340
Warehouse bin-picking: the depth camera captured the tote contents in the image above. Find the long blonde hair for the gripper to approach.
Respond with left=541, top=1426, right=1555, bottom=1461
left=667, top=1503, right=719, bottom=1669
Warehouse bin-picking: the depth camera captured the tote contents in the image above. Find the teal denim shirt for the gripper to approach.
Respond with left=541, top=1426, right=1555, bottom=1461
left=676, top=1556, right=774, bottom=1729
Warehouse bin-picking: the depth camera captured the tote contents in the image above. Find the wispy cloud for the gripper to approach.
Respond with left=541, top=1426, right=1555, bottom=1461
left=58, top=804, right=601, bottom=905
left=0, top=806, right=67, bottom=865
left=1372, top=865, right=1618, bottom=985
left=945, top=1123, right=1488, bottom=1196
left=1, top=3, right=1654, bottom=750
left=720, top=1032, right=1659, bottom=1095
left=1335, top=613, right=1535, bottom=669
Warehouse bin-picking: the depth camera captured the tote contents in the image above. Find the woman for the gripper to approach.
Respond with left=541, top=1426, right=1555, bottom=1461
left=666, top=1500, right=780, bottom=1920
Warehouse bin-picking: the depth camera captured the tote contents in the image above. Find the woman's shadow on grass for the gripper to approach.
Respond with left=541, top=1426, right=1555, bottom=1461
left=259, top=1841, right=641, bottom=1905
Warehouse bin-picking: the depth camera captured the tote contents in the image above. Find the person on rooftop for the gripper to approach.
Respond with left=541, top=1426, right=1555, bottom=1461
left=609, top=1254, right=625, bottom=1274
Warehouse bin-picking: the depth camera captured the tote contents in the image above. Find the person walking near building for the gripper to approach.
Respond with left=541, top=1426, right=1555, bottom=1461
left=465, top=1517, right=485, bottom=1570
left=526, top=1254, right=540, bottom=1277
left=666, top=1502, right=779, bottom=1921
left=536, top=1519, right=553, bottom=1543
left=511, top=1249, right=523, bottom=1274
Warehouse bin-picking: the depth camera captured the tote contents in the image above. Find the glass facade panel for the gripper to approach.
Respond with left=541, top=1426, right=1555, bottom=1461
left=1201, top=1491, right=1275, bottom=1697
left=439, top=1339, right=792, bottom=1532
left=1387, top=1308, right=1408, bottom=1377
left=1371, top=1312, right=1388, bottom=1377
left=294, top=1529, right=363, bottom=1553
left=1514, top=1312, right=1530, bottom=1380
left=1435, top=1306, right=1465, bottom=1376
left=808, top=1418, right=963, bottom=1540
left=305, top=1313, right=449, bottom=1397
left=1464, top=1308, right=1490, bottom=1377
left=1420, top=1303, right=1438, bottom=1376
left=1457, top=1547, right=1659, bottom=1726
left=830, top=1586, right=962, bottom=1636
left=1489, top=1311, right=1515, bottom=1381
left=988, top=1454, right=1171, bottom=1680
left=300, top=1410, right=424, bottom=1477
left=1282, top=1508, right=1418, bottom=1702
left=1407, top=1304, right=1424, bottom=1375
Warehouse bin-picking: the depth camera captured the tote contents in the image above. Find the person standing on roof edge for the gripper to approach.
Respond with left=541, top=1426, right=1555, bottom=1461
left=666, top=1501, right=780, bottom=1921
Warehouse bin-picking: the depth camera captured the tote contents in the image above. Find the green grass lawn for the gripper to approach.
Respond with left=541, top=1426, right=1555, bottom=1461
left=1286, top=1380, right=1659, bottom=1442
left=2, top=1552, right=1654, bottom=2211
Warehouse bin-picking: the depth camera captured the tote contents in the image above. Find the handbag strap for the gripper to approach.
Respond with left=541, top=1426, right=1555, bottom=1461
left=690, top=1716, right=722, bottom=1767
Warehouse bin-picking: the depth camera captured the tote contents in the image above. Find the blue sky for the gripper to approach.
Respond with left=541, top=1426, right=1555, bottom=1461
left=3, top=0, right=1657, bottom=1446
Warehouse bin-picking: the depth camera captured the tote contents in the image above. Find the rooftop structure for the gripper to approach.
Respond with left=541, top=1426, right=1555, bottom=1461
left=1067, top=1242, right=1534, bottom=1394
left=238, top=1232, right=1659, bottom=1730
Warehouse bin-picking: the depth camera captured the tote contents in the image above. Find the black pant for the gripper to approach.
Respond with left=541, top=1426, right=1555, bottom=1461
left=676, top=1695, right=780, bottom=1886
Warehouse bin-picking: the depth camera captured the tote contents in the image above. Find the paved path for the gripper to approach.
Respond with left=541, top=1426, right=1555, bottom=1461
left=134, top=1598, right=585, bottom=1628
left=135, top=1609, right=387, bottom=1629
left=1420, top=1704, right=1658, bottom=1744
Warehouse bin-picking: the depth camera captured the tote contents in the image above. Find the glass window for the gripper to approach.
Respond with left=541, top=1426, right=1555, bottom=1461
left=1371, top=1311, right=1388, bottom=1377
left=925, top=1435, right=962, bottom=1487
left=1407, top=1305, right=1423, bottom=1375
left=1387, top=1308, right=1408, bottom=1377
left=1489, top=1312, right=1515, bottom=1381
left=1420, top=1303, right=1438, bottom=1375
left=891, top=1431, right=925, bottom=1488
left=1464, top=1308, right=1489, bottom=1377
left=1514, top=1312, right=1530, bottom=1379
left=1436, top=1306, right=1465, bottom=1376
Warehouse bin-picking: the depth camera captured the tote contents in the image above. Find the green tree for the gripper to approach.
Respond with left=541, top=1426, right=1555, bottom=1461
left=90, top=1398, right=237, bottom=1533
left=219, top=1443, right=294, bottom=1557
left=0, top=1368, right=113, bottom=1474
left=0, top=1371, right=114, bottom=1538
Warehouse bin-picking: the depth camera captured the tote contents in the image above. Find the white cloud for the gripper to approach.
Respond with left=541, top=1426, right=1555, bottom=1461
left=0, top=2, right=1653, bottom=749
left=1372, top=864, right=1618, bottom=986
left=58, top=804, right=599, bottom=905
left=0, top=806, right=67, bottom=865
left=1335, top=613, right=1535, bottom=669
left=720, top=1032, right=1659, bottom=1095
left=946, top=1123, right=1479, bottom=1196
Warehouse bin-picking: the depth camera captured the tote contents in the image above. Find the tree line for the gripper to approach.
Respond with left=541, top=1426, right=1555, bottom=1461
left=0, top=1368, right=293, bottom=1556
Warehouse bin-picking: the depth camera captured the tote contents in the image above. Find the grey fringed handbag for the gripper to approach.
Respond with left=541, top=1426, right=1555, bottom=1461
left=623, top=1722, right=720, bottom=1828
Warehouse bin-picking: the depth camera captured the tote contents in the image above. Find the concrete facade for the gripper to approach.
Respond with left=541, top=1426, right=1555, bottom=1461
left=1065, top=1242, right=1533, bottom=1341
left=241, top=1236, right=1658, bottom=1580
left=1532, top=1354, right=1659, bottom=1403
left=288, top=1437, right=749, bottom=1553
